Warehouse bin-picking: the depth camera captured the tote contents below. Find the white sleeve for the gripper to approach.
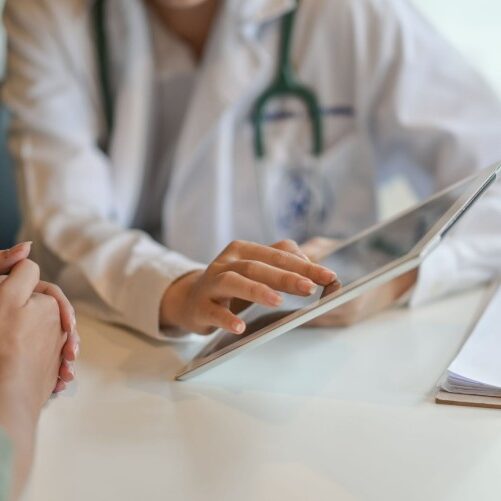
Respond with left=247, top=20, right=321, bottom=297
left=2, top=0, right=204, bottom=339
left=354, top=0, right=501, bottom=305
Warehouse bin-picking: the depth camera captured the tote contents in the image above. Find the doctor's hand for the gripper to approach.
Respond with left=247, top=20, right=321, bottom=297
left=300, top=237, right=342, bottom=262
left=299, top=237, right=418, bottom=327
left=309, top=269, right=418, bottom=327
left=0, top=243, right=79, bottom=392
left=160, top=239, right=337, bottom=335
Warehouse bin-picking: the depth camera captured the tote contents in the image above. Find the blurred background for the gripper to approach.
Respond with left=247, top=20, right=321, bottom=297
left=1, top=0, right=501, bottom=244
left=414, top=0, right=501, bottom=96
left=2, top=0, right=501, bottom=92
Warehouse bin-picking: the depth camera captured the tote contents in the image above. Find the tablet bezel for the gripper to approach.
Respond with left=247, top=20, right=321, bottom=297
left=176, top=163, right=501, bottom=381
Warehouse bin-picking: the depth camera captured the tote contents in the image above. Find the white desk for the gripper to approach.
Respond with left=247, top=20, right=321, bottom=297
left=24, top=289, right=501, bottom=501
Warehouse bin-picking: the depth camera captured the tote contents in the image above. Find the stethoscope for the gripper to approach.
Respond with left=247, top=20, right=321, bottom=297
left=92, top=0, right=328, bottom=241
left=93, top=0, right=324, bottom=156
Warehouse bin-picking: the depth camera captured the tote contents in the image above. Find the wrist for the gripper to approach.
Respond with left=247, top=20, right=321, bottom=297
left=0, top=382, right=39, bottom=501
left=0, top=382, right=39, bottom=439
left=0, top=361, right=44, bottom=426
left=160, top=270, right=203, bottom=330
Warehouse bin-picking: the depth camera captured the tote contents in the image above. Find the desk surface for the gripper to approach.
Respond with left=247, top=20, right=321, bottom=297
left=24, top=289, right=501, bottom=501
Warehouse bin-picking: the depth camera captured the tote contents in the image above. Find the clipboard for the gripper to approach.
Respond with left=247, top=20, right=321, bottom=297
left=436, top=391, right=501, bottom=409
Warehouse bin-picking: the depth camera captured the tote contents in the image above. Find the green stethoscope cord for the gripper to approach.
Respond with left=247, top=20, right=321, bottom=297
left=93, top=0, right=114, bottom=153
left=92, top=1, right=324, bottom=158
left=251, top=2, right=324, bottom=158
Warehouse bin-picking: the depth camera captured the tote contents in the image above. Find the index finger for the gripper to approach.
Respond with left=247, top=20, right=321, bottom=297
left=0, top=259, right=40, bottom=306
left=0, top=242, right=32, bottom=274
left=226, top=241, right=336, bottom=285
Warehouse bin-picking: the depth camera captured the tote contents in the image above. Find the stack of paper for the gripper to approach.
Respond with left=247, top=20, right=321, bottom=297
left=440, top=282, right=501, bottom=398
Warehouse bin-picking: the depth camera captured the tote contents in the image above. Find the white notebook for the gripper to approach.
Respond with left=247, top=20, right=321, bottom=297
left=438, top=281, right=501, bottom=402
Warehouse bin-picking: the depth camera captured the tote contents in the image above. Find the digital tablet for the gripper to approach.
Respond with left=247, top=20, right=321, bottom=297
left=176, top=163, right=501, bottom=381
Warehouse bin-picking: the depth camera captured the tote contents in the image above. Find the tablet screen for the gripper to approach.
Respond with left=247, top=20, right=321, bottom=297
left=196, top=175, right=479, bottom=359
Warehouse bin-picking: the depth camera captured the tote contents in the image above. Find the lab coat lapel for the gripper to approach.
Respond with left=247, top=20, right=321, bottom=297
left=108, top=0, right=154, bottom=226
left=165, top=0, right=295, bottom=260
left=175, top=0, right=295, bottom=145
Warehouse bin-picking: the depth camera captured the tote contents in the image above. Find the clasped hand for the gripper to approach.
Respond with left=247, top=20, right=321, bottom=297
left=0, top=243, right=79, bottom=407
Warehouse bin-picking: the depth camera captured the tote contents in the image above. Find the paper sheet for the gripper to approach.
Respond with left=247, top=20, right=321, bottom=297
left=446, top=283, right=501, bottom=392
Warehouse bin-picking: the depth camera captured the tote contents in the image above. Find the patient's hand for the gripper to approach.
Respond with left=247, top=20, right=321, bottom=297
left=0, top=243, right=79, bottom=392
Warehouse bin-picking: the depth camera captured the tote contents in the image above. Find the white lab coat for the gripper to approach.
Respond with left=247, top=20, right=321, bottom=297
left=3, top=0, right=501, bottom=339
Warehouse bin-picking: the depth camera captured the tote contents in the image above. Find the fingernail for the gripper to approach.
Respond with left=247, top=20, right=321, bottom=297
left=265, top=291, right=283, bottom=306
left=320, top=269, right=336, bottom=283
left=298, top=279, right=317, bottom=295
left=74, top=343, right=80, bottom=358
left=71, top=314, right=77, bottom=333
left=5, top=241, right=31, bottom=257
left=232, top=321, right=245, bottom=334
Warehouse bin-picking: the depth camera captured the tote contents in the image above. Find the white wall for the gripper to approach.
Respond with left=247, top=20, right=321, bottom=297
left=412, top=0, right=501, bottom=96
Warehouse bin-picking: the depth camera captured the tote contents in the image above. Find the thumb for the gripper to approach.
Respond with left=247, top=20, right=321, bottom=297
left=0, top=242, right=33, bottom=274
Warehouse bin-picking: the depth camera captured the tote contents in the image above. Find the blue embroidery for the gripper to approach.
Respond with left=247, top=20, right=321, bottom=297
left=258, top=105, right=355, bottom=123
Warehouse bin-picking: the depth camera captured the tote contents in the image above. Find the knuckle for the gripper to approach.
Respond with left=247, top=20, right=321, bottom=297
left=241, top=260, right=257, bottom=277
left=272, top=240, right=287, bottom=251
left=279, top=273, right=292, bottom=291
left=226, top=240, right=245, bottom=255
left=248, top=282, right=265, bottom=300
left=281, top=239, right=298, bottom=251
left=306, top=262, right=320, bottom=277
left=206, top=261, right=219, bottom=276
left=216, top=271, right=234, bottom=287
left=273, top=239, right=299, bottom=255
left=272, top=250, right=289, bottom=267
left=223, top=242, right=236, bottom=254
left=49, top=283, right=63, bottom=296
left=25, top=259, right=40, bottom=275
left=213, top=273, right=225, bottom=287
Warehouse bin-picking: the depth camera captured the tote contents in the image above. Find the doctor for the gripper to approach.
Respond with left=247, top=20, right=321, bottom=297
left=3, top=0, right=501, bottom=339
